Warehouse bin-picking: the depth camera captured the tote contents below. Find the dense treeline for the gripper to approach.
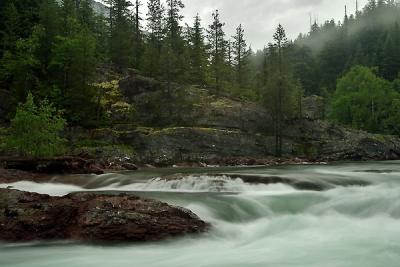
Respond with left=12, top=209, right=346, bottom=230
left=0, top=0, right=258, bottom=125
left=0, top=0, right=102, bottom=125
left=294, top=0, right=400, bottom=95
left=0, top=0, right=400, bottom=140
left=291, top=0, right=400, bottom=135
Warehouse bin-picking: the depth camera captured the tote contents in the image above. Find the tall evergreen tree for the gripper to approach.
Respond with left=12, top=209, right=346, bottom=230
left=207, top=10, right=227, bottom=91
left=380, top=23, right=400, bottom=80
left=1, top=2, right=20, bottom=54
left=188, top=14, right=207, bottom=85
left=143, top=0, right=164, bottom=76
left=133, top=0, right=143, bottom=68
left=232, top=24, right=250, bottom=90
left=161, top=0, right=187, bottom=84
left=108, top=0, right=134, bottom=69
left=263, top=24, right=300, bottom=156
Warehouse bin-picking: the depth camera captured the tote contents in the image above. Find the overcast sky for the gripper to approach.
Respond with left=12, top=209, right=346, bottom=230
left=178, top=0, right=369, bottom=50
left=106, top=0, right=369, bottom=50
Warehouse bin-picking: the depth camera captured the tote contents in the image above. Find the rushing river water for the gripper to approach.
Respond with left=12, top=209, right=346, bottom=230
left=1, top=161, right=400, bottom=267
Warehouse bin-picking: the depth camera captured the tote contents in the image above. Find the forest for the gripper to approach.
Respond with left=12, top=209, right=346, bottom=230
left=2, top=1, right=400, bottom=264
left=0, top=0, right=400, bottom=139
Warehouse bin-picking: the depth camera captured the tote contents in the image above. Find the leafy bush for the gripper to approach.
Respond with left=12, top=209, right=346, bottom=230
left=330, top=66, right=400, bottom=134
left=6, top=92, right=66, bottom=157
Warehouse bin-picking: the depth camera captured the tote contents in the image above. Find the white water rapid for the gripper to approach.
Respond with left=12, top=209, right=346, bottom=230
left=1, top=161, right=400, bottom=267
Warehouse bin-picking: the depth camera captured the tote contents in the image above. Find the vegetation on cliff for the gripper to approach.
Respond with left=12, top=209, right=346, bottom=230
left=0, top=0, right=399, bottom=158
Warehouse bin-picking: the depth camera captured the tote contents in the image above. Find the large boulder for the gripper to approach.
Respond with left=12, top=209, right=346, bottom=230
left=0, top=189, right=208, bottom=242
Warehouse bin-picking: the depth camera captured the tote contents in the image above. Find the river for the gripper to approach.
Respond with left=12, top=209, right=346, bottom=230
left=1, top=161, right=400, bottom=267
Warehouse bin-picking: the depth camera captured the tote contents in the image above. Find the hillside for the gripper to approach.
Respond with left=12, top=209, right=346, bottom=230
left=62, top=71, right=400, bottom=167
left=0, top=0, right=399, bottom=167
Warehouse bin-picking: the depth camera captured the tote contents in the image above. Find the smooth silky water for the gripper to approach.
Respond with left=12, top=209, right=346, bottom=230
left=1, top=161, right=400, bottom=267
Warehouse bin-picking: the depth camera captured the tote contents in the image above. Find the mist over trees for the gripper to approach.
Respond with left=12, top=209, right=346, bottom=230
left=0, top=0, right=400, bottom=140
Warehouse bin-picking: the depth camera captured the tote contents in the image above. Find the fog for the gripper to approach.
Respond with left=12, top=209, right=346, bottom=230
left=118, top=0, right=368, bottom=50
left=180, top=0, right=371, bottom=49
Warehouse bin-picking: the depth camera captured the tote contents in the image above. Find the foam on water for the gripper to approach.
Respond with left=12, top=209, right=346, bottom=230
left=0, top=175, right=297, bottom=196
left=1, top=162, right=400, bottom=267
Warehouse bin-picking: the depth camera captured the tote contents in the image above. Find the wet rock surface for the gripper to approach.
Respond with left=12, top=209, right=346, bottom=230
left=160, top=173, right=371, bottom=192
left=0, top=168, right=48, bottom=184
left=0, top=189, right=208, bottom=242
left=0, top=156, right=104, bottom=175
left=286, top=119, right=400, bottom=161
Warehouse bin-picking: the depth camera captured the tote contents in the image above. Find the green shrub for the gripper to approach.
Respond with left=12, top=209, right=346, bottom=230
left=7, top=92, right=66, bottom=157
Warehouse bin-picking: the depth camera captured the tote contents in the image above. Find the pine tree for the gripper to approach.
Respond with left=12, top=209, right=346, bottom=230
left=108, top=0, right=134, bottom=69
left=143, top=0, right=164, bottom=76
left=50, top=28, right=98, bottom=124
left=60, top=0, right=77, bottom=33
left=188, top=14, right=207, bottom=85
left=133, top=0, right=143, bottom=68
left=1, top=28, right=41, bottom=107
left=365, top=0, right=377, bottom=12
left=1, top=2, right=20, bottom=53
left=38, top=0, right=61, bottom=68
left=166, top=0, right=184, bottom=43
left=380, top=23, right=400, bottom=80
left=0, top=0, right=42, bottom=56
left=263, top=24, right=300, bottom=156
left=207, top=10, right=227, bottom=92
left=232, top=24, right=250, bottom=90
left=273, top=24, right=287, bottom=157
left=161, top=0, right=187, bottom=83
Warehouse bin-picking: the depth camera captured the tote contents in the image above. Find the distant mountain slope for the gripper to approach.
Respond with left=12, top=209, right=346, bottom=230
left=92, top=0, right=108, bottom=17
left=54, top=0, right=108, bottom=17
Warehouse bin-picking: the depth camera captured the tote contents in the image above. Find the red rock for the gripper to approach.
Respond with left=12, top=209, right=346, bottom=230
left=0, top=189, right=209, bottom=242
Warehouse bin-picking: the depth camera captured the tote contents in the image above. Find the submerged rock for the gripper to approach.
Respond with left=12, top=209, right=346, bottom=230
left=0, top=189, right=208, bottom=242
left=160, top=173, right=370, bottom=192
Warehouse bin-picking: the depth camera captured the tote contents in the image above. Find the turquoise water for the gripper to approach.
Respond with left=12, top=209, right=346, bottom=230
left=1, top=161, right=400, bottom=267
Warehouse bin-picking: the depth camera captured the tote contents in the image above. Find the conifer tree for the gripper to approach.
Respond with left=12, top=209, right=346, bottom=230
left=232, top=24, right=250, bottom=90
left=161, top=0, right=187, bottom=83
left=108, top=0, right=134, bottom=69
left=143, top=0, right=164, bottom=76
left=188, top=14, right=207, bottom=85
left=133, top=0, right=143, bottom=68
left=207, top=10, right=227, bottom=91
left=1, top=2, right=20, bottom=54
left=263, top=24, right=300, bottom=156
left=380, top=23, right=400, bottom=80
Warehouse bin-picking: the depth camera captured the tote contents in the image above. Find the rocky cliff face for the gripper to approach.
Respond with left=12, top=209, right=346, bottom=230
left=119, top=74, right=272, bottom=133
left=76, top=72, right=400, bottom=166
left=114, top=73, right=400, bottom=164
left=286, top=119, right=400, bottom=161
left=122, top=127, right=276, bottom=165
